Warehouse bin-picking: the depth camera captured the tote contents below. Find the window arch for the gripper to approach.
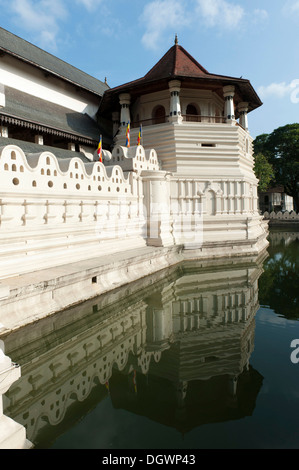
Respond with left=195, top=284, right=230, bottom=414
left=152, top=105, right=166, bottom=125
left=186, top=103, right=201, bottom=122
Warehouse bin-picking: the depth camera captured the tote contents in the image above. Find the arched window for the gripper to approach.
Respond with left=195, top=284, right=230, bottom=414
left=152, top=105, right=166, bottom=125
left=186, top=104, right=201, bottom=122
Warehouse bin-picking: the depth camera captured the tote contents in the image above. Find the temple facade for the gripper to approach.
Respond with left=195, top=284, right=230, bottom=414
left=0, top=29, right=268, bottom=333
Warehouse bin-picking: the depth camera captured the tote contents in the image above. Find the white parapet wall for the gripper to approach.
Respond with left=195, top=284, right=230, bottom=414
left=0, top=140, right=269, bottom=334
left=264, top=211, right=299, bottom=223
left=0, top=140, right=269, bottom=279
left=108, top=145, right=160, bottom=172
left=0, top=144, right=148, bottom=278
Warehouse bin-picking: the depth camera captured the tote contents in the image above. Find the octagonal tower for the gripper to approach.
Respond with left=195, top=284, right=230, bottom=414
left=99, top=38, right=268, bottom=255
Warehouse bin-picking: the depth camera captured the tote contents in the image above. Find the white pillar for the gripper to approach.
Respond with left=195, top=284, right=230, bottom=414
left=35, top=135, right=44, bottom=145
left=223, top=85, right=235, bottom=122
left=169, top=80, right=182, bottom=123
left=142, top=171, right=174, bottom=247
left=0, top=126, right=8, bottom=137
left=238, top=102, right=249, bottom=131
left=68, top=142, right=76, bottom=151
left=119, top=93, right=131, bottom=127
left=0, top=84, right=5, bottom=107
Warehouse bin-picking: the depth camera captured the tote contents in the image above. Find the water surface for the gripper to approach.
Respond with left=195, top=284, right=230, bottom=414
left=2, top=229, right=299, bottom=449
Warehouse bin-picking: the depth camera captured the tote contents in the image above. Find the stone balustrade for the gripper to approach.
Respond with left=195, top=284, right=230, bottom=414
left=108, top=145, right=160, bottom=172
left=263, top=211, right=299, bottom=223
left=0, top=144, right=147, bottom=278
left=0, top=141, right=268, bottom=279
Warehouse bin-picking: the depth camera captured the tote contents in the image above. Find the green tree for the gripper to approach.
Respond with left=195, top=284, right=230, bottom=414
left=253, top=153, right=274, bottom=192
left=254, top=124, right=299, bottom=211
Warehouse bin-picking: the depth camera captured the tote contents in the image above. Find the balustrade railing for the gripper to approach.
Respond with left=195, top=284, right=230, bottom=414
left=182, top=115, right=227, bottom=124
left=131, top=115, right=227, bottom=128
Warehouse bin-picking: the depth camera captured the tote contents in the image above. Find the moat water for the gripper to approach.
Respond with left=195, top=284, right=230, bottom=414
left=2, top=229, right=299, bottom=450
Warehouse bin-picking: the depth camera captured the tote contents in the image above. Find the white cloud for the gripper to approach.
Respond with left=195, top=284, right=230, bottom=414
left=9, top=0, right=68, bottom=50
left=195, top=0, right=245, bottom=29
left=253, top=8, right=268, bottom=23
left=76, top=0, right=103, bottom=12
left=140, top=0, right=190, bottom=51
left=283, top=0, right=299, bottom=16
left=258, top=80, right=299, bottom=103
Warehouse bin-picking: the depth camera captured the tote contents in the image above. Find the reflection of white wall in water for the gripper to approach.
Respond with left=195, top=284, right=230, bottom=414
left=0, top=339, right=32, bottom=449
left=3, top=261, right=261, bottom=445
left=3, top=302, right=161, bottom=442
left=264, top=211, right=299, bottom=221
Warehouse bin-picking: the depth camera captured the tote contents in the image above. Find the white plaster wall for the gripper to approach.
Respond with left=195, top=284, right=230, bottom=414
left=0, top=144, right=147, bottom=278
left=132, top=89, right=225, bottom=125
left=109, top=144, right=159, bottom=172
left=0, top=84, right=5, bottom=107
left=180, top=88, right=224, bottom=118
left=0, top=55, right=100, bottom=118
left=135, top=90, right=170, bottom=123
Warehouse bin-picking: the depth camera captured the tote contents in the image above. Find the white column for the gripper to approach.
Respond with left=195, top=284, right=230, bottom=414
left=0, top=84, right=5, bottom=107
left=119, top=93, right=131, bottom=127
left=142, top=171, right=174, bottom=247
left=223, top=85, right=235, bottom=122
left=238, top=102, right=249, bottom=131
left=35, top=135, right=44, bottom=145
left=0, top=126, right=8, bottom=137
left=169, top=80, right=182, bottom=123
left=68, top=142, right=76, bottom=151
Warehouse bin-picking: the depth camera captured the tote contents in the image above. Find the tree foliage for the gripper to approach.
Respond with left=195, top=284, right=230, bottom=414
left=253, top=124, right=299, bottom=211
left=253, top=153, right=274, bottom=192
left=258, top=236, right=299, bottom=319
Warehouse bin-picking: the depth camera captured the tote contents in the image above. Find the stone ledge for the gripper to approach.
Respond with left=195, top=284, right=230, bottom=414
left=0, top=232, right=269, bottom=335
left=0, top=284, right=9, bottom=301
left=0, top=245, right=184, bottom=335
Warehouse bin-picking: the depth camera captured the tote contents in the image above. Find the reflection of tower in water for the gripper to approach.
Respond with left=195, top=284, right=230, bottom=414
left=109, top=259, right=264, bottom=431
left=2, top=257, right=265, bottom=445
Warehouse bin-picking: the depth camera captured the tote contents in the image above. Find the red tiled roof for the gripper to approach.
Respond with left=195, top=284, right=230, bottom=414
left=100, top=42, right=263, bottom=114
left=144, top=44, right=209, bottom=81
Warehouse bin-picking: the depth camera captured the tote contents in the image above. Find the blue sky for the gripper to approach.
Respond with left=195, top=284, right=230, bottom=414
left=0, top=0, right=298, bottom=138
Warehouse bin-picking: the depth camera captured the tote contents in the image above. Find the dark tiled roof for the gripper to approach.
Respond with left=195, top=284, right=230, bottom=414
left=0, top=27, right=109, bottom=97
left=144, top=44, right=209, bottom=81
left=101, top=43, right=262, bottom=114
left=0, top=136, right=92, bottom=163
left=1, top=86, right=103, bottom=143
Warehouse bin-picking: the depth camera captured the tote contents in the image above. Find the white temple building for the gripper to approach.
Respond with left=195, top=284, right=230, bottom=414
left=0, top=28, right=268, bottom=335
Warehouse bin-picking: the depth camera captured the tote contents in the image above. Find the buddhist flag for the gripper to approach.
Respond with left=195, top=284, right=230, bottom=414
left=97, top=135, right=103, bottom=162
left=126, top=122, right=130, bottom=148
left=137, top=125, right=142, bottom=146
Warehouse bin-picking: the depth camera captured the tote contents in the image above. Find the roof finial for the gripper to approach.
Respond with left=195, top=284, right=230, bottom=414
left=175, top=34, right=178, bottom=45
